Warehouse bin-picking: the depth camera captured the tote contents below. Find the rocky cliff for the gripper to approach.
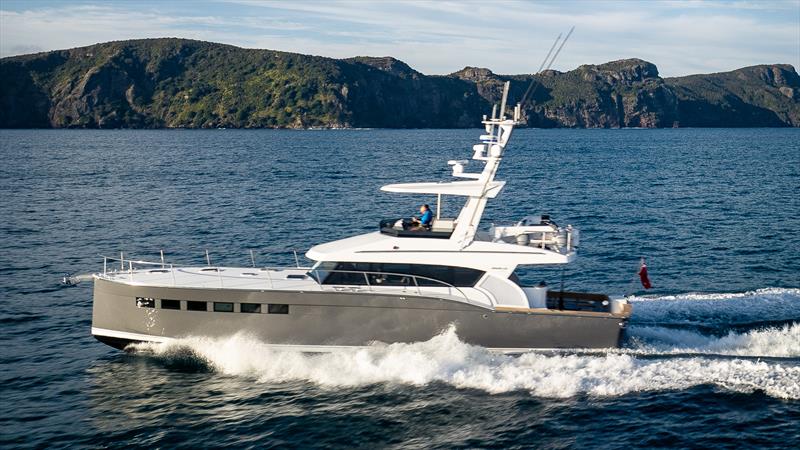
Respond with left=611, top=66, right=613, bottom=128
left=1, top=38, right=797, bottom=128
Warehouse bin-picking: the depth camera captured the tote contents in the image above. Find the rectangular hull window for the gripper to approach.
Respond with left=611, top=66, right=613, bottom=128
left=136, top=297, right=155, bottom=308
left=267, top=304, right=289, bottom=314
left=161, top=299, right=181, bottom=310
left=241, top=303, right=261, bottom=313
left=187, top=301, right=207, bottom=312
left=213, top=302, right=234, bottom=313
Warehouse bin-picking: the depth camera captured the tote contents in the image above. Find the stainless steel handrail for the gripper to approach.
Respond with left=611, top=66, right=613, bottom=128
left=308, top=269, right=493, bottom=307
left=100, top=255, right=174, bottom=271
left=96, top=255, right=494, bottom=307
left=100, top=255, right=177, bottom=285
left=99, top=254, right=312, bottom=288
left=99, top=255, right=310, bottom=272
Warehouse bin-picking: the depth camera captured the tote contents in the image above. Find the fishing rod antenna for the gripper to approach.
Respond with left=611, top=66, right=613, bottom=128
left=518, top=26, right=576, bottom=111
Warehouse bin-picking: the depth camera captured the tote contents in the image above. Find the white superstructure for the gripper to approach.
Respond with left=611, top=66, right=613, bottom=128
left=305, top=82, right=581, bottom=309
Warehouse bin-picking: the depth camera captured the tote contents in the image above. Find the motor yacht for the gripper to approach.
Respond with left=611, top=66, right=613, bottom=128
left=86, top=82, right=631, bottom=352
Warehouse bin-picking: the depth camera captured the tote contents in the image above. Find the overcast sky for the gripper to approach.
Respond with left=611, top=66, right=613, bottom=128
left=1, top=0, right=798, bottom=77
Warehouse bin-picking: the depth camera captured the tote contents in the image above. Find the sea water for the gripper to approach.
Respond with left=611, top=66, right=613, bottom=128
left=1, top=128, right=798, bottom=448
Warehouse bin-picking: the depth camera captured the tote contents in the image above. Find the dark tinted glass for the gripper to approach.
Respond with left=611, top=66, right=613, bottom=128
left=321, top=261, right=368, bottom=285
left=161, top=299, right=180, bottom=310
left=187, top=301, right=207, bottom=311
left=320, top=263, right=484, bottom=287
left=267, top=304, right=289, bottom=314
left=213, top=302, right=233, bottom=312
left=241, top=303, right=261, bottom=313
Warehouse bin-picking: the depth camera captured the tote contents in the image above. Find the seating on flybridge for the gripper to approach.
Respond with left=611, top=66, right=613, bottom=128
left=377, top=81, right=579, bottom=256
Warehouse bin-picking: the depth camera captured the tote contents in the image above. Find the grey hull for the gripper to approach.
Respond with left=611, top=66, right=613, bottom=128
left=92, top=278, right=628, bottom=351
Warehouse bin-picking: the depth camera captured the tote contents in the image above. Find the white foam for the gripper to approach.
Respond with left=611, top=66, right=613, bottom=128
left=627, top=323, right=800, bottom=357
left=629, top=287, right=800, bottom=326
left=131, top=325, right=800, bottom=400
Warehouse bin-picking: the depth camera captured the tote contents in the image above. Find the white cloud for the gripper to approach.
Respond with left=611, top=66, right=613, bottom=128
left=1, top=0, right=798, bottom=77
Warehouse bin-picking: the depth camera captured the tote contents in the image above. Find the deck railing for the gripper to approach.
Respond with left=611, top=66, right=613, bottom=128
left=95, top=255, right=493, bottom=308
left=308, top=268, right=493, bottom=308
left=100, top=254, right=178, bottom=285
left=98, top=254, right=310, bottom=289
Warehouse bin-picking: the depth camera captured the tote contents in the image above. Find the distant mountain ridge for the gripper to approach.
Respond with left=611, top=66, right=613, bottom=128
left=1, top=38, right=798, bottom=128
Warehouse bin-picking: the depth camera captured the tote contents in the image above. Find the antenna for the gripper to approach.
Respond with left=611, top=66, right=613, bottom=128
left=546, top=26, right=574, bottom=70
left=519, top=26, right=575, bottom=109
left=520, top=32, right=561, bottom=106
left=499, top=81, right=510, bottom=119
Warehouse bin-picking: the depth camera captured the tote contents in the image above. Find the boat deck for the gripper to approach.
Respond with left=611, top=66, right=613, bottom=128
left=96, top=265, right=492, bottom=309
left=99, top=266, right=322, bottom=290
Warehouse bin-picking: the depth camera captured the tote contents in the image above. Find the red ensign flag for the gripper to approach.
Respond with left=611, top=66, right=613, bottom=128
left=639, top=258, right=652, bottom=289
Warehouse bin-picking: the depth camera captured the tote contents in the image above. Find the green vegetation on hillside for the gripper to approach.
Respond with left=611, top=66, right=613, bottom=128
left=1, top=38, right=797, bottom=128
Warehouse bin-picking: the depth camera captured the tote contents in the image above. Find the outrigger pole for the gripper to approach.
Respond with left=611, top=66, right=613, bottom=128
left=519, top=26, right=576, bottom=110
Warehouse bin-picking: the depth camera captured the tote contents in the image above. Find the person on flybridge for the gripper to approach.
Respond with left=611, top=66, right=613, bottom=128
left=409, top=204, right=433, bottom=231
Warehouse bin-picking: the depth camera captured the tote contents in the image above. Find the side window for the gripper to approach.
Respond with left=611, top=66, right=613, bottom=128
left=267, top=304, right=289, bottom=314
left=367, top=272, right=414, bottom=287
left=451, top=267, right=484, bottom=286
left=410, top=264, right=484, bottom=287
left=187, top=301, right=207, bottom=311
left=318, top=262, right=484, bottom=287
left=308, top=261, right=336, bottom=283
left=324, top=262, right=368, bottom=285
left=136, top=297, right=155, bottom=308
left=241, top=303, right=261, bottom=313
left=408, top=265, right=450, bottom=287
left=161, top=299, right=181, bottom=310
left=213, top=302, right=234, bottom=313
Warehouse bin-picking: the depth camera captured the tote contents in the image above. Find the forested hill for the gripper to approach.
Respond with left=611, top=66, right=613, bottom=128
left=1, top=38, right=798, bottom=128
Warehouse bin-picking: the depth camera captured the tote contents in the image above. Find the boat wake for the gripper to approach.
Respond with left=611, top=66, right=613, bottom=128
left=628, top=287, right=800, bottom=330
left=624, top=323, right=800, bottom=358
left=129, top=288, right=800, bottom=400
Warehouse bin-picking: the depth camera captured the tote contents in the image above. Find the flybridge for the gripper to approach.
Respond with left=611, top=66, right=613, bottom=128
left=306, top=77, right=582, bottom=273
left=373, top=26, right=580, bottom=251
left=369, top=79, right=581, bottom=262
left=379, top=81, right=532, bottom=246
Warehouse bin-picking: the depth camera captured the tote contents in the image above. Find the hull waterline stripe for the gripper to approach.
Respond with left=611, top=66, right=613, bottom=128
left=92, top=327, right=172, bottom=344
left=357, top=250, right=546, bottom=255
left=90, top=327, right=561, bottom=354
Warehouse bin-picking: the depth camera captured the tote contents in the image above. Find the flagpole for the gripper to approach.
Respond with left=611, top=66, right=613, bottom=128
left=625, top=256, right=648, bottom=297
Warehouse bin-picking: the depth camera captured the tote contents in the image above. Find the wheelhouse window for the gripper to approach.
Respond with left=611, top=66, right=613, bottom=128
left=187, top=301, right=207, bottom=312
left=310, top=262, right=484, bottom=287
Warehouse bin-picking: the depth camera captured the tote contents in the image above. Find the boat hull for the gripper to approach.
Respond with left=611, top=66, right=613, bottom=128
left=92, top=278, right=628, bottom=352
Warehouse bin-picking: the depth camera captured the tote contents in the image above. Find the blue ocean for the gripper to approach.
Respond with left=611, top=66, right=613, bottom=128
left=1, top=128, right=799, bottom=448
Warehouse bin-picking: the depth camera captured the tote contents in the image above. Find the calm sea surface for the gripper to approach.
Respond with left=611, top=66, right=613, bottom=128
left=1, top=128, right=799, bottom=448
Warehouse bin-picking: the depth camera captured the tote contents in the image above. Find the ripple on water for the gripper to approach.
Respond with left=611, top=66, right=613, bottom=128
left=1, top=128, right=798, bottom=447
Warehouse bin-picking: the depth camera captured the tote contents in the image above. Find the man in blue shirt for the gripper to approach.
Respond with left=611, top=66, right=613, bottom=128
left=411, top=204, right=433, bottom=230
